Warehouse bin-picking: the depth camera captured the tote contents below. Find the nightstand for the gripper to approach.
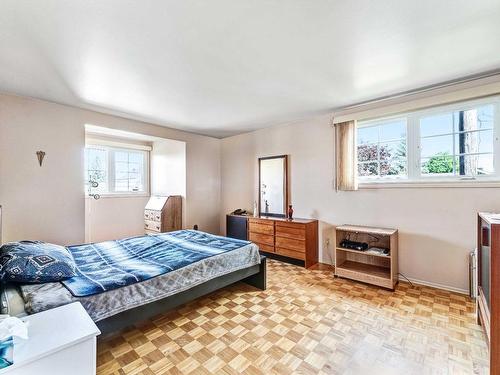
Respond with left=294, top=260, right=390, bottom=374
left=0, top=303, right=100, bottom=375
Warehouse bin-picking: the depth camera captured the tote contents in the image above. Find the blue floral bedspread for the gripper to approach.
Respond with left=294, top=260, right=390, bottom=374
left=61, top=230, right=251, bottom=297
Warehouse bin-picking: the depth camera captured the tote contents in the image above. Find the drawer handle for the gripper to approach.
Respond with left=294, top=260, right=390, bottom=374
left=156, top=225, right=160, bottom=230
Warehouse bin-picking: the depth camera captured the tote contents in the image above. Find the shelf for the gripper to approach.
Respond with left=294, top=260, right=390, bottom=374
left=336, top=247, right=390, bottom=259
left=336, top=224, right=397, bottom=236
left=336, top=260, right=391, bottom=280
left=335, top=224, right=397, bottom=290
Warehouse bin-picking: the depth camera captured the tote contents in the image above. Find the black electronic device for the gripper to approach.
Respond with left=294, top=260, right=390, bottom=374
left=340, top=239, right=369, bottom=251
left=231, top=209, right=248, bottom=216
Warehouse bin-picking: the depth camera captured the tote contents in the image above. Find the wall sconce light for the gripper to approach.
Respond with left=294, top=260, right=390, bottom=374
left=36, top=151, right=46, bottom=166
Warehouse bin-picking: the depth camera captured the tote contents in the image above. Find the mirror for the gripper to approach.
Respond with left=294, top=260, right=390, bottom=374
left=259, top=155, right=288, bottom=217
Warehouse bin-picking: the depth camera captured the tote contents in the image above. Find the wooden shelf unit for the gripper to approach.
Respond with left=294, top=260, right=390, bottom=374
left=335, top=225, right=398, bottom=290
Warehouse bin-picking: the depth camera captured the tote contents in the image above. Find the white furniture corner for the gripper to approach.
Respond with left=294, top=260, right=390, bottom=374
left=0, top=302, right=100, bottom=375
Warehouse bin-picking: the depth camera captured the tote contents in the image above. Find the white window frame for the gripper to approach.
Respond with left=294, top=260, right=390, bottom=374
left=357, top=116, right=408, bottom=181
left=357, top=95, right=500, bottom=188
left=85, top=144, right=150, bottom=197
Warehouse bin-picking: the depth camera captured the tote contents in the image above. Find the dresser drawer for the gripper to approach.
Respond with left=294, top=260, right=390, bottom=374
left=275, top=225, right=305, bottom=240
left=248, top=218, right=274, bottom=226
left=276, top=247, right=305, bottom=260
left=248, top=222, right=274, bottom=235
left=145, top=220, right=161, bottom=232
left=249, top=232, right=274, bottom=246
left=276, top=221, right=306, bottom=230
left=255, top=242, right=274, bottom=253
left=275, top=236, right=305, bottom=252
left=144, top=210, right=162, bottom=222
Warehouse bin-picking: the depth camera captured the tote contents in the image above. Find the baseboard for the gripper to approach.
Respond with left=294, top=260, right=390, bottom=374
left=403, top=276, right=469, bottom=295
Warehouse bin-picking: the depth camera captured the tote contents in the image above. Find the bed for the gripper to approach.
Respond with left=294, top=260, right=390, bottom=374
left=0, top=230, right=266, bottom=334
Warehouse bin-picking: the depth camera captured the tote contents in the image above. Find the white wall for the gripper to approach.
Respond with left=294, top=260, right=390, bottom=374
left=220, top=113, right=500, bottom=293
left=0, top=93, right=221, bottom=245
left=151, top=138, right=186, bottom=197
left=151, top=138, right=187, bottom=229
left=0, top=95, right=85, bottom=244
left=85, top=196, right=149, bottom=243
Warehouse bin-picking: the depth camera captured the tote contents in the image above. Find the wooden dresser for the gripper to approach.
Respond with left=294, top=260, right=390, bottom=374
left=477, top=212, right=500, bottom=375
left=248, top=217, right=318, bottom=268
left=144, top=195, right=182, bottom=234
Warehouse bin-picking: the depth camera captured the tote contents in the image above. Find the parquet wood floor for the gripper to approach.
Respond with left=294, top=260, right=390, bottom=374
left=97, top=259, right=488, bottom=375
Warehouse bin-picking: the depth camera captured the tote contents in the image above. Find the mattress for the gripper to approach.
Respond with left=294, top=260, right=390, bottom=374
left=14, top=236, right=260, bottom=322
left=0, top=284, right=27, bottom=317
left=63, top=230, right=255, bottom=296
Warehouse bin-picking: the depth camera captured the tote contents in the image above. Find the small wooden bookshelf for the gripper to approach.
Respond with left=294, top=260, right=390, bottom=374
left=335, top=225, right=398, bottom=290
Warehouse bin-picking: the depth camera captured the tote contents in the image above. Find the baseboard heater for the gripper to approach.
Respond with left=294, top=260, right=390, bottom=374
left=469, top=248, right=477, bottom=299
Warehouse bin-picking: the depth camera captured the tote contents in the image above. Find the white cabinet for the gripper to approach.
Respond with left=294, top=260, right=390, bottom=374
left=0, top=303, right=100, bottom=375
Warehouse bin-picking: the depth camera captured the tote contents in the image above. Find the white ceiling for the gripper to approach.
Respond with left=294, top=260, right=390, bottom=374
left=1, top=1, right=500, bottom=138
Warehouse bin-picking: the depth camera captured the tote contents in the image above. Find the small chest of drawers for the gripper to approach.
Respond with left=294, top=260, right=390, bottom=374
left=144, top=196, right=182, bottom=234
left=248, top=217, right=318, bottom=268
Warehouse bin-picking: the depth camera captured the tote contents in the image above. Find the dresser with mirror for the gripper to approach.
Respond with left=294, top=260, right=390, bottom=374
left=228, top=155, right=319, bottom=268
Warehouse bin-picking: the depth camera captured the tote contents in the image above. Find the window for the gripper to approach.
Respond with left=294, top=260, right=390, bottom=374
left=420, top=105, right=494, bottom=177
left=85, top=145, right=149, bottom=195
left=356, top=97, right=499, bottom=183
left=357, top=118, right=407, bottom=179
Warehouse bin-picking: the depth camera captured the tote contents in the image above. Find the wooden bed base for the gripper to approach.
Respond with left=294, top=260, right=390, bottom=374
left=96, top=256, right=267, bottom=334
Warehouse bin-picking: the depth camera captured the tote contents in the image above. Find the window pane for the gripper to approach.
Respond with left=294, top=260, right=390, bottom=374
left=357, top=118, right=407, bottom=180
left=115, top=171, right=128, bottom=180
left=357, top=144, right=378, bottom=162
left=457, top=154, right=494, bottom=176
left=379, top=120, right=406, bottom=141
left=421, top=154, right=455, bottom=175
left=115, top=151, right=129, bottom=162
left=113, top=150, right=146, bottom=193
left=454, top=105, right=495, bottom=132
left=420, top=135, right=453, bottom=158
left=454, top=130, right=493, bottom=155
left=476, top=154, right=494, bottom=175
left=420, top=113, right=453, bottom=137
left=129, top=162, right=141, bottom=174
left=358, top=162, right=378, bottom=177
left=357, top=126, right=378, bottom=145
left=380, top=140, right=406, bottom=161
left=129, top=153, right=143, bottom=164
left=115, top=162, right=129, bottom=174
left=381, top=158, right=407, bottom=177
left=115, top=180, right=129, bottom=192
left=84, top=147, right=108, bottom=193
left=477, top=104, right=495, bottom=130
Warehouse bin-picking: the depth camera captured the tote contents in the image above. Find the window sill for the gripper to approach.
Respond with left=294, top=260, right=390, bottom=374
left=359, top=179, right=500, bottom=189
left=85, top=193, right=151, bottom=199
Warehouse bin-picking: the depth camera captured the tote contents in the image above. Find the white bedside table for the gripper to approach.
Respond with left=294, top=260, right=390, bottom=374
left=0, top=302, right=100, bottom=375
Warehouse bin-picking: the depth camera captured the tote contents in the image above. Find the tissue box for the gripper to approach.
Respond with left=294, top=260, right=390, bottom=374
left=0, top=336, right=13, bottom=368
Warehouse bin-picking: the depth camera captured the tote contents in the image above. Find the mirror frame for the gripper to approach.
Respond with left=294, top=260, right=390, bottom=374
left=258, top=155, right=288, bottom=217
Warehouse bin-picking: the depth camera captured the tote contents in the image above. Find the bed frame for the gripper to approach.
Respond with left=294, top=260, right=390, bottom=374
left=96, top=256, right=267, bottom=334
